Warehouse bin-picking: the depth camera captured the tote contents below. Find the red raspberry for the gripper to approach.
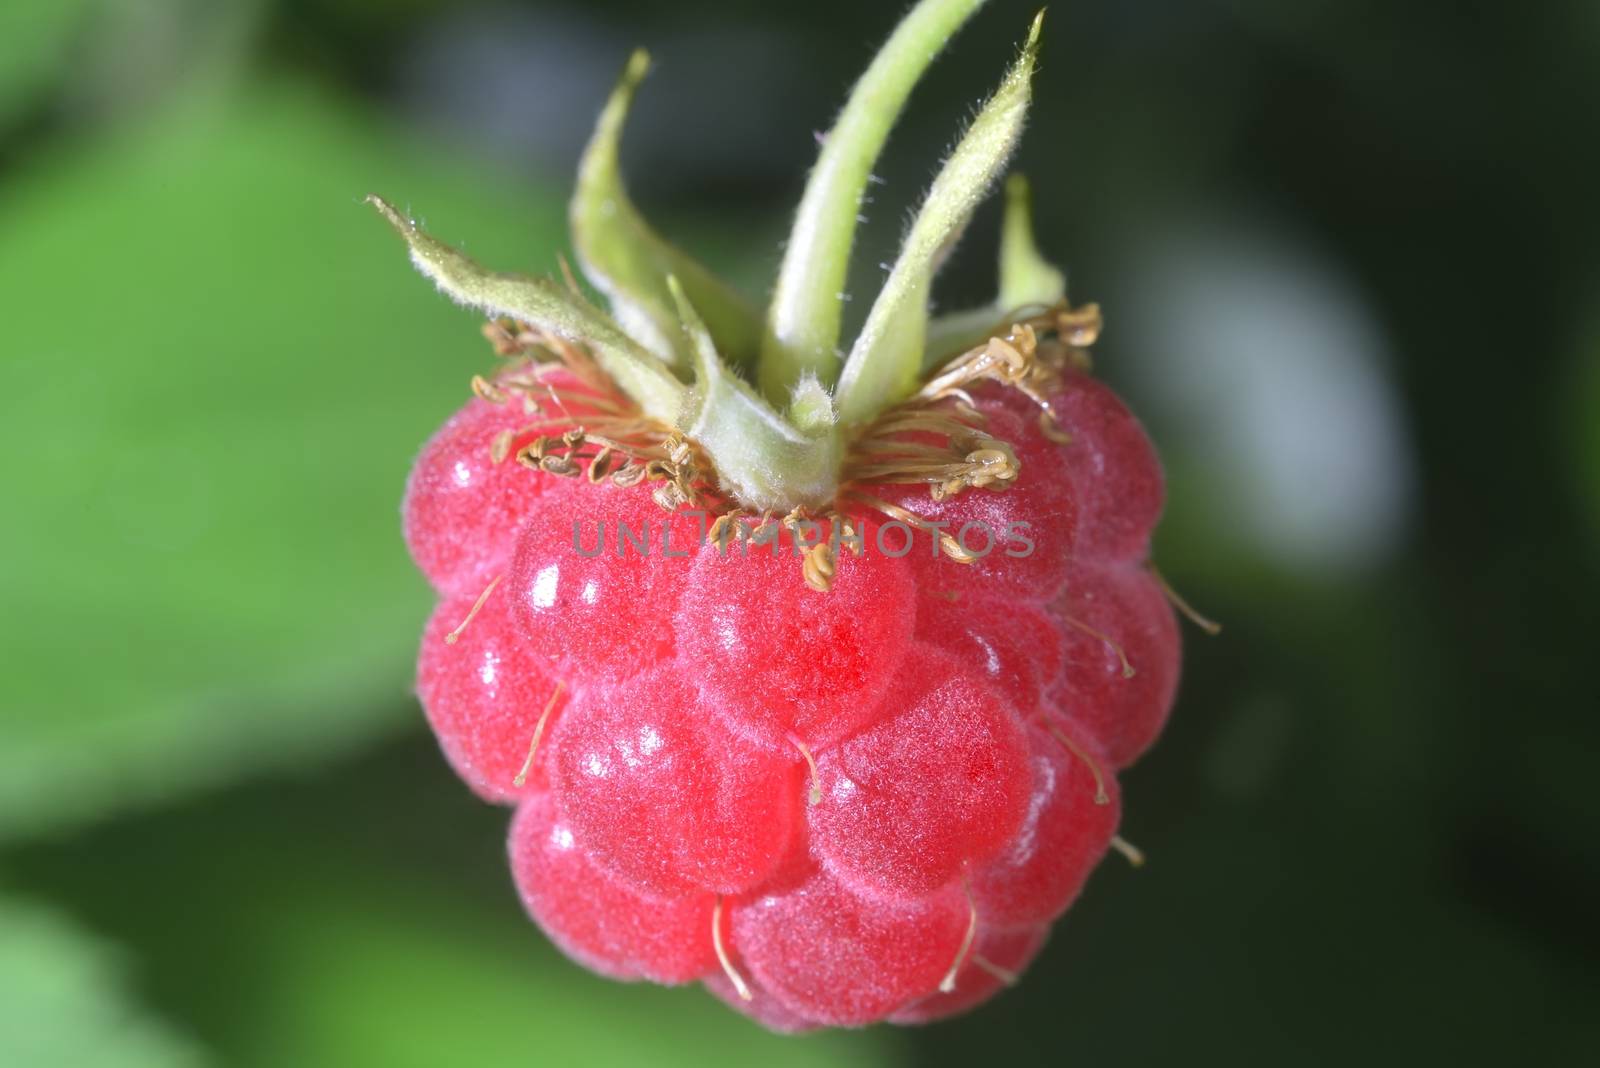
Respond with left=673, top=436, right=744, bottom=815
left=416, top=588, right=567, bottom=801
left=381, top=1, right=1198, bottom=1034
left=703, top=970, right=821, bottom=1035
left=403, top=370, right=605, bottom=598
left=509, top=793, right=716, bottom=983
left=889, top=925, right=1049, bottom=1024
left=674, top=525, right=916, bottom=750
left=810, top=644, right=1032, bottom=900
left=552, top=664, right=803, bottom=897
left=508, top=479, right=700, bottom=685
left=978, top=371, right=1165, bottom=565
left=874, top=404, right=1080, bottom=602
left=729, top=863, right=971, bottom=1028
left=915, top=589, right=1066, bottom=716
left=969, top=721, right=1120, bottom=927
left=1045, top=561, right=1182, bottom=768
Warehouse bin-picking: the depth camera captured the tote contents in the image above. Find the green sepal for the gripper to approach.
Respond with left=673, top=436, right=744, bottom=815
left=572, top=50, right=762, bottom=371
left=834, top=12, right=1043, bottom=426
left=759, top=0, right=989, bottom=402
left=669, top=277, right=838, bottom=511
left=368, top=195, right=684, bottom=423
left=923, top=171, right=1066, bottom=364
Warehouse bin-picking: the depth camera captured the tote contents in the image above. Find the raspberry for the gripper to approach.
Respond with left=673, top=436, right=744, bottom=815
left=810, top=644, right=1032, bottom=900
left=876, top=404, right=1081, bottom=601
left=417, top=589, right=567, bottom=801
left=508, top=480, right=699, bottom=685
left=915, top=589, right=1066, bottom=716
left=552, top=665, right=803, bottom=896
left=1046, top=561, right=1182, bottom=768
left=979, top=371, right=1165, bottom=565
left=703, top=971, right=820, bottom=1035
left=379, top=1, right=1198, bottom=1033
left=404, top=370, right=605, bottom=598
left=729, top=863, right=971, bottom=1028
left=509, top=794, right=716, bottom=983
left=674, top=525, right=916, bottom=750
left=889, top=925, right=1049, bottom=1024
left=969, top=721, right=1120, bottom=928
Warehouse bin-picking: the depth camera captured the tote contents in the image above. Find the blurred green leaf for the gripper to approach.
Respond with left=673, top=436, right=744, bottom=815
left=0, top=0, right=90, bottom=128
left=0, top=83, right=566, bottom=840
left=237, top=868, right=894, bottom=1068
left=0, top=893, right=208, bottom=1067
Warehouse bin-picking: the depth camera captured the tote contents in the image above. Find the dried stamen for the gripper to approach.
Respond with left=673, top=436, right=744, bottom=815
left=939, top=877, right=980, bottom=994
left=489, top=428, right=515, bottom=465
left=1149, top=565, right=1223, bottom=636
left=444, top=575, right=502, bottom=645
left=706, top=512, right=740, bottom=551
left=1041, top=718, right=1110, bottom=805
left=1109, top=835, right=1146, bottom=868
left=471, top=373, right=508, bottom=404
left=844, top=492, right=978, bottom=563
left=971, top=954, right=1020, bottom=987
left=837, top=301, right=1102, bottom=519
left=843, top=407, right=1020, bottom=502
left=1060, top=613, right=1135, bottom=679
left=512, top=681, right=566, bottom=788
left=801, top=540, right=837, bottom=593
left=1036, top=408, right=1072, bottom=444
left=789, top=733, right=822, bottom=805
left=712, top=897, right=753, bottom=1001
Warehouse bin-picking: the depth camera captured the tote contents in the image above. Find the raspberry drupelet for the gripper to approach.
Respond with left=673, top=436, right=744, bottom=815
left=382, top=0, right=1207, bottom=1032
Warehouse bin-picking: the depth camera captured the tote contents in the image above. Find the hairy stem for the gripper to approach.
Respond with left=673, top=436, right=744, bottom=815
left=835, top=13, right=1042, bottom=427
left=758, top=0, right=988, bottom=402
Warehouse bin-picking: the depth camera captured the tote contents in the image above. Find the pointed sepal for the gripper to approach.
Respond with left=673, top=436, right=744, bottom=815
left=367, top=195, right=684, bottom=422
left=759, top=0, right=989, bottom=401
left=572, top=50, right=762, bottom=371
left=835, top=12, right=1043, bottom=425
left=924, top=171, right=1066, bottom=363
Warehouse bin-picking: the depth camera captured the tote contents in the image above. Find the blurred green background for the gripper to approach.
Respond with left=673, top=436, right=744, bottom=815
left=2, top=0, right=1597, bottom=1064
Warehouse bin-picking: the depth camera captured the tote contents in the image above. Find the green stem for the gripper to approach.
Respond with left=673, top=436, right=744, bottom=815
left=758, top=0, right=987, bottom=403
left=835, top=12, right=1042, bottom=426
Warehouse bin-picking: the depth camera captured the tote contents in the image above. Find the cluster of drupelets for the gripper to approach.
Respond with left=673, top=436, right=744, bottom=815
left=410, top=317, right=1190, bottom=1030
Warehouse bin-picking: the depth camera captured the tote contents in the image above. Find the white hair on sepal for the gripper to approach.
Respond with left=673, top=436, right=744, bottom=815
left=788, top=371, right=837, bottom=433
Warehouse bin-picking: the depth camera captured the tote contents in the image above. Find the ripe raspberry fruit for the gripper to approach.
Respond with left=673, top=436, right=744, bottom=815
left=729, top=863, right=971, bottom=1028
left=915, top=589, right=1066, bottom=715
left=404, top=368, right=608, bottom=598
left=874, top=402, right=1081, bottom=601
left=674, top=523, right=917, bottom=750
left=378, top=0, right=1202, bottom=1033
left=552, top=665, right=802, bottom=896
left=1046, top=561, right=1182, bottom=769
left=969, top=721, right=1120, bottom=928
left=508, top=478, right=699, bottom=684
left=417, top=588, right=567, bottom=800
left=977, top=371, right=1165, bottom=566
left=810, top=644, right=1032, bottom=900
left=509, top=793, right=717, bottom=983
left=889, top=925, right=1049, bottom=1025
